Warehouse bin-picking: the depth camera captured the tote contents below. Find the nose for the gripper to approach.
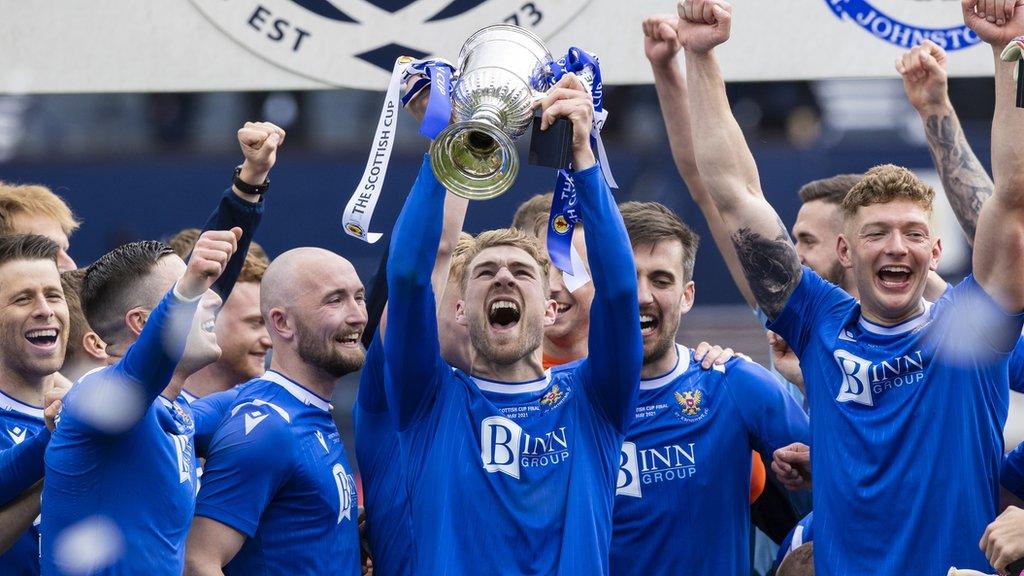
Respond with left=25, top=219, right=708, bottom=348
left=258, top=330, right=272, bottom=350
left=57, top=250, right=77, bottom=273
left=548, top=264, right=566, bottom=294
left=636, top=278, right=654, bottom=307
left=884, top=233, right=908, bottom=256
left=492, top=266, right=516, bottom=288
left=347, top=297, right=369, bottom=328
left=32, top=295, right=56, bottom=320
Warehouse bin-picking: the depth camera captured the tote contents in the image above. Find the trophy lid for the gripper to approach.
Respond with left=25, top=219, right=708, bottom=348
left=458, top=24, right=552, bottom=69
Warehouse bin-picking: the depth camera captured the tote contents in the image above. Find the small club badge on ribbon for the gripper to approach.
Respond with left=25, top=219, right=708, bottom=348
left=545, top=48, right=615, bottom=285
left=343, top=57, right=455, bottom=243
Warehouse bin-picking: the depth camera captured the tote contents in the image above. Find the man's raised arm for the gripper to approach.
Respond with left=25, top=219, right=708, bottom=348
left=678, top=0, right=801, bottom=320
left=644, top=13, right=757, bottom=308
left=963, top=1, right=1024, bottom=312
left=897, top=40, right=993, bottom=246
left=384, top=156, right=448, bottom=430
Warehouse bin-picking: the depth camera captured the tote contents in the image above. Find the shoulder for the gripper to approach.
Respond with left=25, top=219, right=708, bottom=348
left=216, top=384, right=297, bottom=446
left=718, top=357, right=783, bottom=394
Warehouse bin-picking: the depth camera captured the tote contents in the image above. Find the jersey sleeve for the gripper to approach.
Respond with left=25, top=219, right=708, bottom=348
left=943, top=275, right=1024, bottom=355
left=198, top=188, right=265, bottom=303
left=767, top=266, right=853, bottom=359
left=0, top=429, right=49, bottom=506
left=356, top=331, right=388, bottom=414
left=195, top=403, right=295, bottom=537
left=723, top=359, right=811, bottom=456
left=191, top=389, right=240, bottom=458
left=63, top=288, right=199, bottom=436
left=384, top=155, right=448, bottom=430
left=574, top=164, right=643, bottom=433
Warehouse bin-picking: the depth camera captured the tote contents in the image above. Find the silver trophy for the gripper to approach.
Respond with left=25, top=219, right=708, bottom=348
left=429, top=25, right=555, bottom=201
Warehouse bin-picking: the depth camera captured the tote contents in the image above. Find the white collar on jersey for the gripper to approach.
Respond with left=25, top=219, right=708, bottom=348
left=472, top=371, right=552, bottom=394
left=640, top=344, right=691, bottom=390
left=857, top=299, right=933, bottom=336
left=262, top=371, right=331, bottom=412
left=0, top=389, right=43, bottom=419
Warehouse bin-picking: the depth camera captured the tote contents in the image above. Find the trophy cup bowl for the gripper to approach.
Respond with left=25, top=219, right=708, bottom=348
left=430, top=24, right=554, bottom=200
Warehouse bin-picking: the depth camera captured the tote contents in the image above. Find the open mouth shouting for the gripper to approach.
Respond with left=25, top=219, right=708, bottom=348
left=876, top=264, right=912, bottom=292
left=25, top=327, right=60, bottom=351
left=640, top=313, right=660, bottom=338
left=488, top=298, right=521, bottom=332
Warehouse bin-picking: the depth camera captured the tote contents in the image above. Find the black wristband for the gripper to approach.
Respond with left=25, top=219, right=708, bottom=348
left=233, top=166, right=270, bottom=196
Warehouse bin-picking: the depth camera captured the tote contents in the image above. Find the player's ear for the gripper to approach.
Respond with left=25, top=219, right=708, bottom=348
left=680, top=280, right=695, bottom=315
left=929, top=237, right=942, bottom=271
left=82, top=331, right=108, bottom=362
left=455, top=300, right=469, bottom=327
left=836, top=234, right=853, bottom=269
left=125, top=307, right=147, bottom=337
left=267, top=308, right=293, bottom=340
left=543, top=298, right=557, bottom=327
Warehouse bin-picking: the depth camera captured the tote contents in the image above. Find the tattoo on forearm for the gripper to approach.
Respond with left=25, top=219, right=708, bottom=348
left=731, top=222, right=802, bottom=319
left=925, top=113, right=994, bottom=243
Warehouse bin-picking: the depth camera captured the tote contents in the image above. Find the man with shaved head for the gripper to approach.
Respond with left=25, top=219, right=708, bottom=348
left=186, top=247, right=364, bottom=576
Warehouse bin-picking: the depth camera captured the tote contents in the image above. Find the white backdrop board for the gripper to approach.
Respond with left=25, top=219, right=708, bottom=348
left=0, top=0, right=995, bottom=94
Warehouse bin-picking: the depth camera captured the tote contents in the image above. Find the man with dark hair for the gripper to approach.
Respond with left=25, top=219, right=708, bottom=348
left=43, top=230, right=240, bottom=576
left=609, top=202, right=809, bottom=575
left=793, top=175, right=864, bottom=290
left=0, top=234, right=69, bottom=574
left=680, top=2, right=1024, bottom=572
left=186, top=247, right=364, bottom=575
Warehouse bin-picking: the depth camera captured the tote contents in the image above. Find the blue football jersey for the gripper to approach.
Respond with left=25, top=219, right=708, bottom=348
left=354, top=333, right=413, bottom=576
left=195, top=371, right=360, bottom=575
left=1009, top=335, right=1024, bottom=393
left=42, top=289, right=199, bottom=576
left=610, top=345, right=810, bottom=575
left=384, top=158, right=641, bottom=575
left=768, top=268, right=1024, bottom=575
left=0, top=391, right=47, bottom=576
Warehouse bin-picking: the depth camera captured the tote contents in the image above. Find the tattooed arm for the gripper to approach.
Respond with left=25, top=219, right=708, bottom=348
left=897, top=40, right=993, bottom=246
left=676, top=0, right=801, bottom=319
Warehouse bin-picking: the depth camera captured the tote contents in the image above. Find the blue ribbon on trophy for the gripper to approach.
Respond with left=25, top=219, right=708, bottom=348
left=343, top=57, right=455, bottom=243
left=544, top=48, right=615, bottom=283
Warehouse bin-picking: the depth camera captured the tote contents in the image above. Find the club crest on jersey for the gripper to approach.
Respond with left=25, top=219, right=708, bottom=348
left=673, top=389, right=708, bottom=422
left=480, top=416, right=571, bottom=479
left=538, top=383, right=570, bottom=412
left=186, top=0, right=593, bottom=90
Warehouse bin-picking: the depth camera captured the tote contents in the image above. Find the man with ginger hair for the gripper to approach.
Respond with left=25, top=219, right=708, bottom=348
left=0, top=182, right=79, bottom=272
left=679, top=1, right=1024, bottom=573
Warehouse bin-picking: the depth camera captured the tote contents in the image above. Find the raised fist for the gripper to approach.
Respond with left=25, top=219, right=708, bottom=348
left=962, top=0, right=1024, bottom=46
left=176, top=228, right=241, bottom=300
left=675, top=0, right=733, bottom=55
left=237, top=121, right=286, bottom=188
left=896, top=40, right=950, bottom=114
left=643, top=14, right=683, bottom=67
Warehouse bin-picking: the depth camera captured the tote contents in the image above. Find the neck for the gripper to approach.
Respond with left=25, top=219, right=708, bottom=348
left=469, top=347, right=546, bottom=383
left=0, top=368, right=53, bottom=407
left=184, top=363, right=242, bottom=400
left=161, top=365, right=193, bottom=402
left=641, top=344, right=679, bottom=380
left=861, top=299, right=925, bottom=327
left=841, top=271, right=859, bottom=299
left=268, top=353, right=337, bottom=401
left=542, top=333, right=588, bottom=366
